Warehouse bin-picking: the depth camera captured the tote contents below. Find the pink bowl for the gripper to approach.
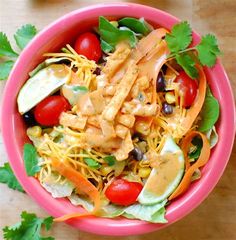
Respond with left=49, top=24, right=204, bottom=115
left=1, top=3, right=235, bottom=236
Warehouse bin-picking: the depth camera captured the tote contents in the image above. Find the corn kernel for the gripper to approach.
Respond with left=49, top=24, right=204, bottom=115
left=100, top=166, right=113, bottom=176
left=138, top=167, right=151, bottom=178
left=27, top=126, right=42, bottom=137
left=165, top=92, right=175, bottom=104
left=42, top=128, right=53, bottom=134
left=110, top=21, right=118, bottom=28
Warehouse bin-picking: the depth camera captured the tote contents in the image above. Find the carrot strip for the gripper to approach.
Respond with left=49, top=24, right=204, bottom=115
left=168, top=131, right=210, bottom=200
left=50, top=158, right=101, bottom=222
left=131, top=28, right=168, bottom=63
left=181, top=66, right=207, bottom=136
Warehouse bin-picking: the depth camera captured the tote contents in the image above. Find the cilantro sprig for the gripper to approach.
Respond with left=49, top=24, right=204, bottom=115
left=0, top=163, right=24, bottom=193
left=0, top=24, right=37, bottom=80
left=3, top=211, right=55, bottom=240
left=166, top=21, right=221, bottom=79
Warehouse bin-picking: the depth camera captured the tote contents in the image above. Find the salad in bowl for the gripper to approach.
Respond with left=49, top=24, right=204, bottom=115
left=17, top=16, right=220, bottom=223
left=1, top=3, right=235, bottom=236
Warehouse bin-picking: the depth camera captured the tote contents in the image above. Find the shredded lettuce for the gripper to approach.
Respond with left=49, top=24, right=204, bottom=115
left=204, top=125, right=218, bottom=148
left=41, top=173, right=74, bottom=198
left=68, top=194, right=94, bottom=211
left=69, top=193, right=168, bottom=223
left=122, top=199, right=167, bottom=223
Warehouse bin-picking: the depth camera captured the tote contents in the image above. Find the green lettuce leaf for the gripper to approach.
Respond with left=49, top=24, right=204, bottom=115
left=41, top=172, right=74, bottom=198
left=68, top=194, right=168, bottom=223
left=198, top=87, right=220, bottom=132
left=204, top=125, right=218, bottom=148
left=122, top=199, right=167, bottom=223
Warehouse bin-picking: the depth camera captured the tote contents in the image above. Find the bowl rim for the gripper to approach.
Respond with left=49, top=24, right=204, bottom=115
left=1, top=2, right=236, bottom=236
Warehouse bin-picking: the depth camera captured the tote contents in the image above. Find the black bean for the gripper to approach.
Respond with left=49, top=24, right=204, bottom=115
left=162, top=102, right=173, bottom=115
left=161, top=64, right=168, bottom=74
left=94, top=67, right=101, bottom=75
left=156, top=72, right=166, bottom=92
left=132, top=133, right=144, bottom=141
left=23, top=111, right=36, bottom=126
left=130, top=147, right=144, bottom=161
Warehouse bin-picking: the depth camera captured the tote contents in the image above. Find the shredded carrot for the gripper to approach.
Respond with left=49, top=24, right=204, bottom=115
left=50, top=158, right=101, bottom=222
left=169, top=131, right=210, bottom=200
left=181, top=65, right=207, bottom=136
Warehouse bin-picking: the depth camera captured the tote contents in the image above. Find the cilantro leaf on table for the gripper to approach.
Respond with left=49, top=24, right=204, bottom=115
left=0, top=24, right=37, bottom=80
left=0, top=163, right=24, bottom=193
left=165, top=21, right=192, bottom=53
left=3, top=211, right=54, bottom=240
left=0, top=61, right=14, bottom=80
left=23, top=143, right=41, bottom=176
left=176, top=53, right=199, bottom=79
left=14, top=24, right=37, bottom=50
left=196, top=34, right=221, bottom=67
left=0, top=32, right=18, bottom=57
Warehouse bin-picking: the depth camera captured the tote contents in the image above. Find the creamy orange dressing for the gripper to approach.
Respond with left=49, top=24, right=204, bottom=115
left=146, top=152, right=183, bottom=196
left=48, top=64, right=69, bottom=78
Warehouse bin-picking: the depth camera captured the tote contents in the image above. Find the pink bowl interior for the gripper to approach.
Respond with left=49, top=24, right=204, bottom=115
left=1, top=3, right=235, bottom=236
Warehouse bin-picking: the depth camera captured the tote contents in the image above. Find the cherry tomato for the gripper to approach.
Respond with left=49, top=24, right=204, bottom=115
left=74, top=32, right=102, bottom=62
left=105, top=179, right=143, bottom=206
left=34, top=96, right=70, bottom=126
left=175, top=71, right=198, bottom=108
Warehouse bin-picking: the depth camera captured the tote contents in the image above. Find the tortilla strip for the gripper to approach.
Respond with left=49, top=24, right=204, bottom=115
left=102, top=64, right=139, bottom=121
left=102, top=43, right=131, bottom=80
left=84, top=133, right=121, bottom=149
left=99, top=118, right=116, bottom=139
left=115, top=124, right=129, bottom=139
left=59, top=112, right=87, bottom=130
left=114, top=131, right=133, bottom=161
left=89, top=89, right=106, bottom=114
left=116, top=113, right=135, bottom=128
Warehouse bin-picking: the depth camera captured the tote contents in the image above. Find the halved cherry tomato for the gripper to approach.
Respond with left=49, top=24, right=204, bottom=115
left=175, top=71, right=198, bottom=108
left=105, top=179, right=143, bottom=206
left=34, top=95, right=70, bottom=126
left=74, top=32, right=102, bottom=62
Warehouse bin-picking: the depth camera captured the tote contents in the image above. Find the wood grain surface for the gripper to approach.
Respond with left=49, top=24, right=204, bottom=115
left=0, top=1, right=235, bottom=239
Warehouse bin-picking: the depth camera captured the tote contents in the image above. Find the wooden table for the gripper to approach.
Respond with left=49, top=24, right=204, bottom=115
left=0, top=1, right=235, bottom=239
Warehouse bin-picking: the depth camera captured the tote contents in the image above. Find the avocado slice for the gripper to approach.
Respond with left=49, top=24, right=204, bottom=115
left=17, top=64, right=70, bottom=114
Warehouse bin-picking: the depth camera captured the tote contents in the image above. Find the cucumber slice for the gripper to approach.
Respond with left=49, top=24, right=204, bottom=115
left=17, top=64, right=69, bottom=114
left=138, top=136, right=185, bottom=205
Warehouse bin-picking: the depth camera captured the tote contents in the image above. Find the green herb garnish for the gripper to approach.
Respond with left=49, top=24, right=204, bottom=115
left=84, top=157, right=101, bottom=169
left=3, top=211, right=54, bottom=240
left=23, top=143, right=41, bottom=176
left=166, top=21, right=221, bottom=78
left=196, top=34, right=221, bottom=67
left=0, top=163, right=24, bottom=193
left=72, top=86, right=88, bottom=92
left=104, top=155, right=116, bottom=166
